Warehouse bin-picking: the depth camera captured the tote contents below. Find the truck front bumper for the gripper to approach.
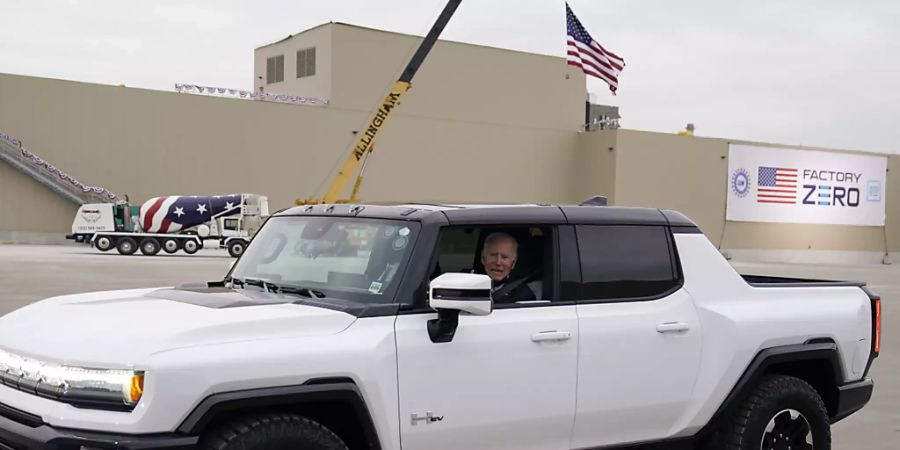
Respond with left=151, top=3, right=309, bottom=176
left=833, top=378, right=874, bottom=423
left=0, top=402, right=197, bottom=450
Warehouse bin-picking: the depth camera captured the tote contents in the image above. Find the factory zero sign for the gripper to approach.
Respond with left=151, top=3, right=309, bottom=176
left=726, top=144, right=887, bottom=226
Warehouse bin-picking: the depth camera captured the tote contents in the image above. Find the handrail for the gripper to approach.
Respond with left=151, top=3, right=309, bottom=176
left=0, top=132, right=123, bottom=205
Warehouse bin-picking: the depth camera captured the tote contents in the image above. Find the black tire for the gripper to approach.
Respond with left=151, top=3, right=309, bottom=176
left=162, top=238, right=180, bottom=254
left=116, top=237, right=137, bottom=255
left=227, top=240, right=247, bottom=258
left=182, top=239, right=200, bottom=255
left=715, top=375, right=831, bottom=450
left=94, top=235, right=114, bottom=252
left=139, top=238, right=161, bottom=256
left=201, top=413, right=348, bottom=450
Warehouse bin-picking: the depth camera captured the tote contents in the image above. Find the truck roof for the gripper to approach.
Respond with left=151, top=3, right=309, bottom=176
left=276, top=202, right=700, bottom=230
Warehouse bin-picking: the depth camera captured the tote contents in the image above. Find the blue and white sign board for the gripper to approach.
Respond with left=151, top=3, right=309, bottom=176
left=726, top=144, right=887, bottom=226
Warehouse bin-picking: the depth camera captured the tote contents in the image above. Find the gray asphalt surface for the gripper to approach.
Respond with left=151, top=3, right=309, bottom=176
left=0, top=245, right=896, bottom=448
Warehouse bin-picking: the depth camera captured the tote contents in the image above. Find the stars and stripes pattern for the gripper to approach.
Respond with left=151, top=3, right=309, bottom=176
left=139, top=195, right=242, bottom=233
left=757, top=167, right=798, bottom=204
left=566, top=2, right=625, bottom=93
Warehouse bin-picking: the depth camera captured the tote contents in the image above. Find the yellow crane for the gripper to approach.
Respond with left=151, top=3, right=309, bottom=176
left=296, top=0, right=463, bottom=206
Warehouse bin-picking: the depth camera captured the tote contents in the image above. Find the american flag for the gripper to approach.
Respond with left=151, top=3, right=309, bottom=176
left=757, top=167, right=798, bottom=204
left=140, top=195, right=243, bottom=233
left=566, top=2, right=625, bottom=93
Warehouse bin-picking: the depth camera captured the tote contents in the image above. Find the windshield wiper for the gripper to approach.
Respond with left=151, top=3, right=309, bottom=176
left=276, top=285, right=327, bottom=299
left=230, top=277, right=274, bottom=291
left=229, top=277, right=325, bottom=299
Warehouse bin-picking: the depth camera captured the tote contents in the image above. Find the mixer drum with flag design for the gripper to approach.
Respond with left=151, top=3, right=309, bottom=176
left=138, top=194, right=244, bottom=233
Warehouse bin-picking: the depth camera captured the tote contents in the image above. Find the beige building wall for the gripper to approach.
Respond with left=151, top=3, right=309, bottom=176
left=253, top=24, right=333, bottom=101
left=327, top=24, right=585, bottom=131
left=887, top=156, right=900, bottom=253
left=574, top=130, right=616, bottom=203
left=0, top=71, right=579, bottom=236
left=0, top=162, right=75, bottom=235
left=254, top=23, right=585, bottom=131
left=611, top=129, right=730, bottom=243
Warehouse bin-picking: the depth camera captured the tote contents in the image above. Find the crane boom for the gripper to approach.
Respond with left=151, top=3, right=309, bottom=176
left=297, top=0, right=463, bottom=205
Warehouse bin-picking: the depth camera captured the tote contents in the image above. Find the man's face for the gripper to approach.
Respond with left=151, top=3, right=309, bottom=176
left=481, top=239, right=517, bottom=282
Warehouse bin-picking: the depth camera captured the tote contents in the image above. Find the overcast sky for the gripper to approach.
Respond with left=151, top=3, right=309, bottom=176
left=1, top=0, right=898, bottom=153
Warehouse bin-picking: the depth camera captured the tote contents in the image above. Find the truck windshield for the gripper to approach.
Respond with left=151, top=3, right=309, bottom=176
left=229, top=216, right=420, bottom=304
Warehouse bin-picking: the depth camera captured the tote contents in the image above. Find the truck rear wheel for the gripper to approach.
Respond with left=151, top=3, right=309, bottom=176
left=182, top=239, right=200, bottom=255
left=95, top=235, right=114, bottom=252
left=116, top=237, right=137, bottom=255
left=139, top=238, right=161, bottom=256
left=201, top=413, right=348, bottom=450
left=714, top=374, right=830, bottom=450
left=162, top=238, right=180, bottom=254
left=227, top=240, right=247, bottom=258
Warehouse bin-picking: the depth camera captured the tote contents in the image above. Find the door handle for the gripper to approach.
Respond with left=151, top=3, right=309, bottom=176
left=531, top=331, right=572, bottom=342
left=656, top=322, right=690, bottom=333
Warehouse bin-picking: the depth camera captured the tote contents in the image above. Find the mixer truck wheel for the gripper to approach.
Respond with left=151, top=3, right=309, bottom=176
left=116, top=237, right=137, bottom=255
left=95, top=236, right=114, bottom=252
left=162, top=238, right=180, bottom=254
left=227, top=240, right=247, bottom=258
left=139, top=238, right=161, bottom=256
left=182, top=239, right=200, bottom=255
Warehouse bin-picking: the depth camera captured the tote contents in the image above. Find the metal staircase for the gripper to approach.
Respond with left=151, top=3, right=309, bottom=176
left=0, top=132, right=123, bottom=205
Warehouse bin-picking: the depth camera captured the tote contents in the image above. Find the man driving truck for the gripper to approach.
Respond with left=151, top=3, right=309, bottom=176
left=481, top=232, right=536, bottom=303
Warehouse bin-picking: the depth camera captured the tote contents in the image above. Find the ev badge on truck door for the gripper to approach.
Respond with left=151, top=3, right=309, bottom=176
left=411, top=411, right=444, bottom=425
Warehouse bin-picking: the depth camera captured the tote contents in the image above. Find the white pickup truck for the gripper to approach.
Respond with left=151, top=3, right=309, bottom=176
left=0, top=202, right=880, bottom=450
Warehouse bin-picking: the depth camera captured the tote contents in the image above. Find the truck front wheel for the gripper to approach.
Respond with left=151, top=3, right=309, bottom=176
left=95, top=236, right=114, bottom=252
left=227, top=240, right=247, bottom=258
left=714, top=374, right=830, bottom=450
left=202, top=413, right=348, bottom=450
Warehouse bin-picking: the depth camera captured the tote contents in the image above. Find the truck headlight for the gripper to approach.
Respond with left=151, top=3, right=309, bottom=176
left=0, top=349, right=144, bottom=410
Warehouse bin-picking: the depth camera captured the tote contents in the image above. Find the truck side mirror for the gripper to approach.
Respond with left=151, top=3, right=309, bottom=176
left=429, top=273, right=493, bottom=316
left=427, top=273, right=493, bottom=343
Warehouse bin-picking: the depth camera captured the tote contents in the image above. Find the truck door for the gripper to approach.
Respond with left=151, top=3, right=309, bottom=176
left=394, top=225, right=578, bottom=450
left=222, top=217, right=241, bottom=237
left=567, top=224, right=702, bottom=447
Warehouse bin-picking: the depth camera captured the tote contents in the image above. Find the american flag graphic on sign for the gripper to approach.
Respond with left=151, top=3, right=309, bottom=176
left=757, top=167, right=798, bottom=204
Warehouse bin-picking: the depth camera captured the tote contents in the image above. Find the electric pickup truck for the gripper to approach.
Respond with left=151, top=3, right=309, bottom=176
left=0, top=202, right=880, bottom=450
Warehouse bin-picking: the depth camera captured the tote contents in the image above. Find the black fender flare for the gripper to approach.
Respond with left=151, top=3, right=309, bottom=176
left=697, top=341, right=844, bottom=439
left=177, top=378, right=381, bottom=449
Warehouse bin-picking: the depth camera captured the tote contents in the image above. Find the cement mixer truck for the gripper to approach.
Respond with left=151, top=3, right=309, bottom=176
left=67, top=193, right=269, bottom=257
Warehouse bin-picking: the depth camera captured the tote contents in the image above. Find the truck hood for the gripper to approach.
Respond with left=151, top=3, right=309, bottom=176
left=0, top=286, right=357, bottom=367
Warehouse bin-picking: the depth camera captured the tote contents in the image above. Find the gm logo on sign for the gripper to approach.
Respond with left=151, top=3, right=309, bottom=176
left=731, top=169, right=751, bottom=198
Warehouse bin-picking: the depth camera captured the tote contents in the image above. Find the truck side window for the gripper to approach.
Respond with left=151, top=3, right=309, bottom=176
left=430, top=226, right=555, bottom=303
left=575, top=225, right=679, bottom=301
